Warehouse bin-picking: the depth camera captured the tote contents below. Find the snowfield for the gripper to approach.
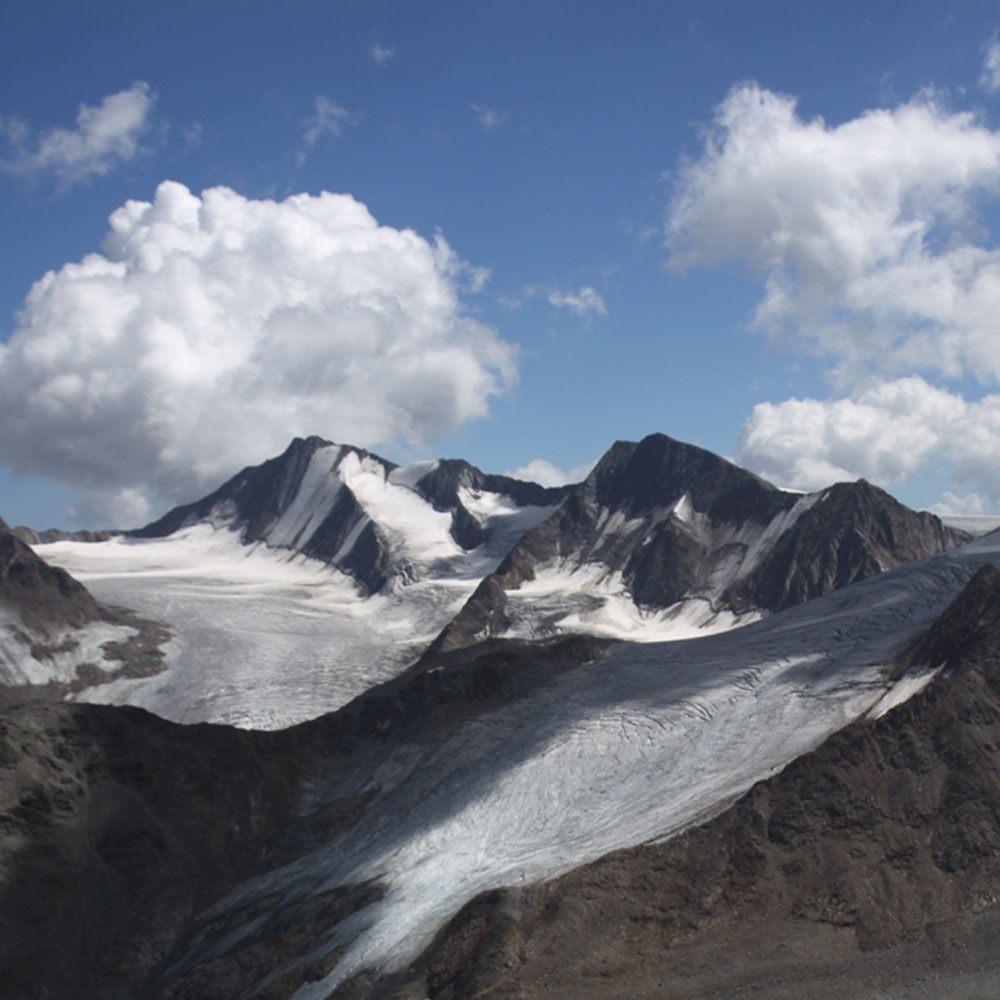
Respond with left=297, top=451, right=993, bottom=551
left=37, top=525, right=479, bottom=728
left=165, top=531, right=1000, bottom=996
left=35, top=470, right=560, bottom=728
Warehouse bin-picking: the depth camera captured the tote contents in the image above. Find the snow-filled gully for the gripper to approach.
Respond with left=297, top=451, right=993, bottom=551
left=172, top=537, right=1000, bottom=997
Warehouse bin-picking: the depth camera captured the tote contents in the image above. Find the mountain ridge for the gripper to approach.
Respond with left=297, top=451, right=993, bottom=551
left=427, top=433, right=965, bottom=656
left=4, top=431, right=969, bottom=728
left=2, top=535, right=998, bottom=998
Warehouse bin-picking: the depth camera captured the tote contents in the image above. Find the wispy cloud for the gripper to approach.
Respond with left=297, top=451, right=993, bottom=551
left=298, top=96, right=357, bottom=164
left=0, top=81, right=155, bottom=187
left=982, top=33, right=1000, bottom=93
left=471, top=104, right=510, bottom=129
left=371, top=43, right=395, bottom=66
left=548, top=286, right=607, bottom=317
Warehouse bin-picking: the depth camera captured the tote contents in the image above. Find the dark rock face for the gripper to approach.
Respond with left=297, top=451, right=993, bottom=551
left=725, top=479, right=965, bottom=614
left=430, top=434, right=966, bottom=654
left=412, top=459, right=570, bottom=513
left=1, top=528, right=110, bottom=636
left=408, top=458, right=570, bottom=554
left=132, top=436, right=400, bottom=594
left=390, top=566, right=1000, bottom=1000
left=0, top=704, right=300, bottom=1000
left=133, top=436, right=356, bottom=541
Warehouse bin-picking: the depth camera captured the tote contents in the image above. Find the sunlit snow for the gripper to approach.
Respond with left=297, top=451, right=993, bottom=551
left=35, top=460, right=561, bottom=728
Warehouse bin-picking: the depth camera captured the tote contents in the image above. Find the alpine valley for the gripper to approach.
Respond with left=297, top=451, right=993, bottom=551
left=4, top=432, right=1000, bottom=998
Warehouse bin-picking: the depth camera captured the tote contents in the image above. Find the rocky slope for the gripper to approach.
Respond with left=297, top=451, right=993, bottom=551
left=0, top=523, right=168, bottom=705
left=0, top=632, right=606, bottom=1000
left=429, top=433, right=965, bottom=654
left=0, top=704, right=300, bottom=1000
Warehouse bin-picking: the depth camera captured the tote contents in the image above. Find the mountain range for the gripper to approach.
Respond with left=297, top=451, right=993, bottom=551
left=2, top=431, right=1000, bottom=997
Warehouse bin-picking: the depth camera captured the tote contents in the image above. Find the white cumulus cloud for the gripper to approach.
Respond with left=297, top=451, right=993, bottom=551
left=505, top=458, right=596, bottom=488
left=671, top=82, right=1000, bottom=510
left=547, top=286, right=607, bottom=317
left=1, top=81, right=155, bottom=186
left=668, top=83, right=1000, bottom=385
left=736, top=376, right=1000, bottom=503
left=0, top=181, right=516, bottom=524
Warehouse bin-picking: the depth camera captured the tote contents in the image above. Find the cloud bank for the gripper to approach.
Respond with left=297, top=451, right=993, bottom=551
left=668, top=82, right=1000, bottom=507
left=1, top=82, right=155, bottom=187
left=0, top=182, right=516, bottom=524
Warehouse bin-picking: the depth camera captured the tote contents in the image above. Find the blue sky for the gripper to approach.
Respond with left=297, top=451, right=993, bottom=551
left=4, top=1, right=1000, bottom=528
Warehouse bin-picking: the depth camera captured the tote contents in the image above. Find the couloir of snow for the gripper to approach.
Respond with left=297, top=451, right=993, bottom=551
left=34, top=465, right=560, bottom=728
left=261, top=445, right=347, bottom=550
left=168, top=532, right=1000, bottom=997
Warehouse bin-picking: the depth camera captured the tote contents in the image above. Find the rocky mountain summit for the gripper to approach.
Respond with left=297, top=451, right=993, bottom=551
left=430, top=433, right=965, bottom=654
left=0, top=433, right=970, bottom=729
left=134, top=435, right=569, bottom=595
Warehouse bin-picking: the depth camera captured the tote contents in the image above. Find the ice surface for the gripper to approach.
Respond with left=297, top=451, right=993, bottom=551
left=387, top=459, right=439, bottom=490
left=37, top=525, right=478, bottom=728
left=865, top=664, right=944, bottom=720
left=173, top=534, right=1000, bottom=997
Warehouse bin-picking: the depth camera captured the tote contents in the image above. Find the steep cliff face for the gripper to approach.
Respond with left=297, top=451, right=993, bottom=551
left=393, top=565, right=1000, bottom=1000
left=724, top=478, right=965, bottom=613
left=429, top=434, right=966, bottom=655
left=133, top=436, right=400, bottom=594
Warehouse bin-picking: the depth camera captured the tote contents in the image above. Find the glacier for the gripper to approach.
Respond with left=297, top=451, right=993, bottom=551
left=162, top=530, right=1000, bottom=996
